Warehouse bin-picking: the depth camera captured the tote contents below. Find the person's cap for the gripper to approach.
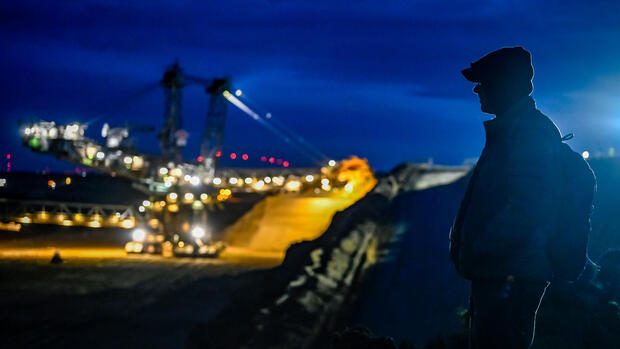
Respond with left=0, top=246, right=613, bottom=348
left=462, top=46, right=534, bottom=84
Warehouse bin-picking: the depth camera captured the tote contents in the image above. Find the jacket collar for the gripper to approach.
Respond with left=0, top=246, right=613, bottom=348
left=483, top=96, right=536, bottom=141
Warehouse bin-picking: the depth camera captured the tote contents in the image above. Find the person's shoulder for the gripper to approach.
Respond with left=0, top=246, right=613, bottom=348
left=515, top=108, right=561, bottom=144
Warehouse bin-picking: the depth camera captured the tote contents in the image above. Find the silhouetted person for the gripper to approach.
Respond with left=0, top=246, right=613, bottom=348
left=449, top=47, right=561, bottom=349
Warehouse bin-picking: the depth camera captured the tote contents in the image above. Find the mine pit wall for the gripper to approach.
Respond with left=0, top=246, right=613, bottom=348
left=186, top=163, right=469, bottom=349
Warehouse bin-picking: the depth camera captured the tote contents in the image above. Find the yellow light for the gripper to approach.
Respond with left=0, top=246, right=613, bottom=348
left=167, top=204, right=179, bottom=212
left=48, top=180, right=56, bottom=189
left=159, top=200, right=166, bottom=207
left=344, top=183, right=354, bottom=193
left=184, top=193, right=194, bottom=201
left=121, top=218, right=135, bottom=229
left=65, top=177, right=72, bottom=185
left=220, top=188, right=232, bottom=196
left=123, top=156, right=133, bottom=164
left=192, top=200, right=204, bottom=210
left=148, top=219, right=160, bottom=228
left=305, top=175, right=314, bottom=182
left=37, top=211, right=49, bottom=220
left=132, top=156, right=143, bottom=169
left=170, top=168, right=182, bottom=177
left=285, top=180, right=301, bottom=192
left=62, top=219, right=73, bottom=226
left=178, top=241, right=185, bottom=247
left=88, top=221, right=101, bottom=228
left=19, top=216, right=31, bottom=224
left=322, top=184, right=331, bottom=191
left=582, top=151, right=590, bottom=159
left=328, top=160, right=336, bottom=167
left=86, top=145, right=97, bottom=159
left=244, top=177, right=253, bottom=184
left=200, top=193, right=208, bottom=201
left=56, top=214, right=66, bottom=222
left=74, top=213, right=85, bottom=222
left=213, top=177, right=222, bottom=185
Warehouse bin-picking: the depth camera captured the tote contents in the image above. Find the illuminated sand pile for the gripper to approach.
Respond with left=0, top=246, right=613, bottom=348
left=221, top=157, right=376, bottom=259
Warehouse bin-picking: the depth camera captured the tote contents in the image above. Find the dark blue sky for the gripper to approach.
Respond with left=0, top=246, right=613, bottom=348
left=2, top=1, right=620, bottom=172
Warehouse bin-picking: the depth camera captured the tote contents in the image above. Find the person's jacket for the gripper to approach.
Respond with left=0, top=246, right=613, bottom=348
left=449, top=96, right=562, bottom=281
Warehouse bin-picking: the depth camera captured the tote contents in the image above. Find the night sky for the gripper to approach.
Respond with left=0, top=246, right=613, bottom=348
left=2, top=1, right=620, bottom=172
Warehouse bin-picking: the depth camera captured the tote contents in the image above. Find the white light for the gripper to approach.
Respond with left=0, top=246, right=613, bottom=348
left=138, top=206, right=145, bottom=213
left=229, top=177, right=238, bottom=185
left=266, top=113, right=272, bottom=119
left=190, top=176, right=200, bottom=186
left=235, top=89, right=242, bottom=97
left=142, top=200, right=150, bottom=207
left=164, top=180, right=172, bottom=188
left=184, top=193, right=194, bottom=201
left=191, top=226, right=206, bottom=239
left=253, top=180, right=265, bottom=190
left=244, top=177, right=253, bottom=184
left=0, top=178, right=6, bottom=187
left=328, top=160, right=336, bottom=167
left=582, top=151, right=590, bottom=159
left=200, top=193, right=208, bottom=200
left=132, top=229, right=146, bottom=241
left=305, top=175, right=314, bottom=182
left=169, top=192, right=178, bottom=200
left=321, top=178, right=330, bottom=185
left=264, top=177, right=272, bottom=184
left=184, top=174, right=191, bottom=181
left=159, top=167, right=168, bottom=175
left=123, top=156, right=132, bottom=164
left=96, top=151, right=105, bottom=160
left=213, top=177, right=222, bottom=185
left=345, top=183, right=354, bottom=193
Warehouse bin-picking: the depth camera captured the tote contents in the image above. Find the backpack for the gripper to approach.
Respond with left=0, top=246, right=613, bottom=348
left=547, top=133, right=596, bottom=281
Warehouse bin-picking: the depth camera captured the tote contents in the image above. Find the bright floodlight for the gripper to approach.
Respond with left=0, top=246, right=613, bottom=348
left=123, top=156, right=133, bottom=164
left=582, top=151, right=590, bottom=159
left=229, top=177, right=238, bottom=185
left=328, top=160, right=336, bottom=167
left=132, top=229, right=146, bottom=241
left=213, top=177, right=222, bottom=185
left=95, top=151, right=105, bottom=160
left=184, top=193, right=194, bottom=201
left=305, top=175, right=314, bottom=182
left=191, top=226, right=206, bottom=239
left=190, top=176, right=200, bottom=186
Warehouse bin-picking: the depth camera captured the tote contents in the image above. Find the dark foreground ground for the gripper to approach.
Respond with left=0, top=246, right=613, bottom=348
left=0, top=229, right=277, bottom=349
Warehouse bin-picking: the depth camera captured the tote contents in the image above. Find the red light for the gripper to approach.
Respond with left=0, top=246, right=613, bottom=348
left=283, top=161, right=289, bottom=167
left=268, top=157, right=275, bottom=164
left=260, top=156, right=267, bottom=162
left=230, top=153, right=237, bottom=159
left=6, top=154, right=10, bottom=160
left=242, top=154, right=248, bottom=160
left=216, top=151, right=222, bottom=157
left=197, top=155, right=204, bottom=162
left=276, top=159, right=283, bottom=165
left=7, top=162, right=11, bottom=167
